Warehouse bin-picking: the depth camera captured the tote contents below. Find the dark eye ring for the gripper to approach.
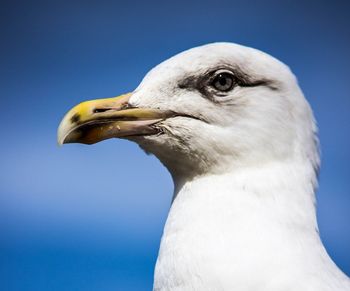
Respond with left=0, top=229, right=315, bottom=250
left=211, top=71, right=235, bottom=92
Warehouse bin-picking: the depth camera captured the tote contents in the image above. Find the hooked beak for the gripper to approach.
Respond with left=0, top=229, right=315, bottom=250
left=57, top=93, right=172, bottom=145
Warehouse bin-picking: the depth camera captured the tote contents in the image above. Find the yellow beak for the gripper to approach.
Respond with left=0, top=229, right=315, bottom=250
left=57, top=93, right=172, bottom=145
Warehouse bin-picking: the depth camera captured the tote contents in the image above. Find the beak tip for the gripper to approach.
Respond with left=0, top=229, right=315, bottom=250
left=57, top=115, right=72, bottom=146
left=57, top=133, right=65, bottom=146
left=57, top=129, right=68, bottom=147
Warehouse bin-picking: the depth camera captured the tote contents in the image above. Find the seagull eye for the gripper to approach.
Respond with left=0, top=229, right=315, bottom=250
left=211, top=72, right=235, bottom=92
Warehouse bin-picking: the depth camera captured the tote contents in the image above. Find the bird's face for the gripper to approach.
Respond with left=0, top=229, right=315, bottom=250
left=58, top=43, right=318, bottom=179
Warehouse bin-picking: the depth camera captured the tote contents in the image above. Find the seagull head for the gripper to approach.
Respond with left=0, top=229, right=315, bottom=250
left=58, top=43, right=319, bottom=181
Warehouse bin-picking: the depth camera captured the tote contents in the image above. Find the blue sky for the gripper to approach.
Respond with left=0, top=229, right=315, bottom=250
left=1, top=0, right=349, bottom=290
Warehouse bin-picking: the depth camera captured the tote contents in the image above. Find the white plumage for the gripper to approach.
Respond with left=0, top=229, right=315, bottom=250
left=58, top=42, right=350, bottom=290
left=128, top=43, right=349, bottom=291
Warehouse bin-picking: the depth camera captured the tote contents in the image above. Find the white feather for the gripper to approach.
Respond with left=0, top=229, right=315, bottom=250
left=126, top=43, right=350, bottom=290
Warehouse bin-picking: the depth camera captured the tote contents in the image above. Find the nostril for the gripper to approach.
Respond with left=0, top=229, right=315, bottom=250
left=93, top=103, right=133, bottom=114
left=93, top=108, right=112, bottom=114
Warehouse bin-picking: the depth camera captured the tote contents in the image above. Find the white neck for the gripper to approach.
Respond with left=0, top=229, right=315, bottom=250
left=153, top=160, right=349, bottom=291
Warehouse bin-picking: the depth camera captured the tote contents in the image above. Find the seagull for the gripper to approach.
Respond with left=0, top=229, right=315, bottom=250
left=58, top=42, right=350, bottom=291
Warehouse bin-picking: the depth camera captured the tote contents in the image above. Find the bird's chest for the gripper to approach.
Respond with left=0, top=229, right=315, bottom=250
left=153, top=184, right=273, bottom=291
left=154, top=218, right=233, bottom=290
left=154, top=228, right=238, bottom=291
left=152, top=178, right=321, bottom=291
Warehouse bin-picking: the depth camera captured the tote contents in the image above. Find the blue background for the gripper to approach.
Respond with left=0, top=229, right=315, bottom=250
left=1, top=0, right=349, bottom=290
